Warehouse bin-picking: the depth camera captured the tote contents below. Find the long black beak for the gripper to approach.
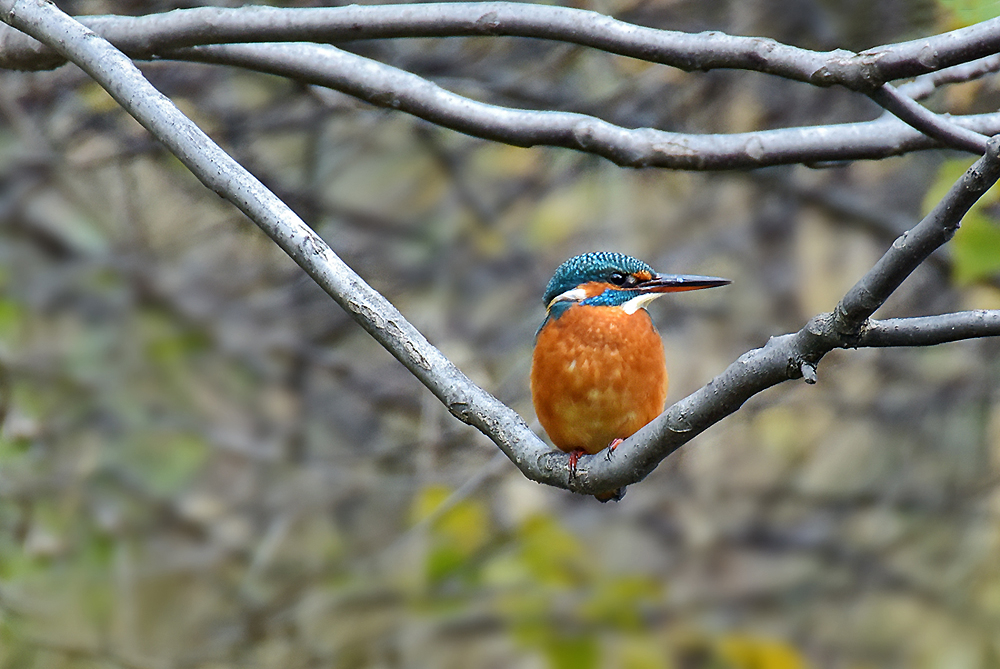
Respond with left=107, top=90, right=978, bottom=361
left=637, top=273, right=731, bottom=293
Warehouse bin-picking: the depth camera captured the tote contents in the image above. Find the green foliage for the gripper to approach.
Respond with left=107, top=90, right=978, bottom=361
left=412, top=485, right=492, bottom=584
left=0, top=298, right=24, bottom=346
left=409, top=485, right=809, bottom=669
left=542, top=634, right=601, bottom=669
left=924, top=158, right=1000, bottom=283
left=717, top=634, right=810, bottom=669
left=938, top=0, right=1000, bottom=26
left=116, top=431, right=208, bottom=496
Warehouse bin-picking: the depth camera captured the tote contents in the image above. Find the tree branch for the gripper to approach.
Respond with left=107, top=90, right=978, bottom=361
left=858, top=311, right=1000, bottom=347
left=4, top=0, right=1000, bottom=500
left=896, top=54, right=1000, bottom=101
left=165, top=42, right=1000, bottom=169
left=0, top=0, right=554, bottom=481
left=0, top=5, right=997, bottom=164
left=0, top=3, right=998, bottom=92
left=867, top=83, right=989, bottom=154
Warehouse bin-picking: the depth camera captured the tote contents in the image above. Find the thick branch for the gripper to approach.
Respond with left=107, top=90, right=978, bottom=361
left=857, top=17, right=1000, bottom=84
left=0, top=3, right=998, bottom=92
left=167, top=42, right=1000, bottom=170
left=0, top=6, right=997, bottom=164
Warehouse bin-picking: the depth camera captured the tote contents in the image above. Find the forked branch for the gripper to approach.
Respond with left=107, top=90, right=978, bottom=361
left=3, top=0, right=1000, bottom=499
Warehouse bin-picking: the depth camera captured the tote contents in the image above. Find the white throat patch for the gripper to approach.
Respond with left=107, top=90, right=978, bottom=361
left=621, top=291, right=665, bottom=315
left=547, top=287, right=588, bottom=311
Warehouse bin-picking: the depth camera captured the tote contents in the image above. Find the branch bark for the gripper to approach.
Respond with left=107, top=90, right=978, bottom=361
left=0, top=3, right=997, bottom=91
left=166, top=42, right=1000, bottom=170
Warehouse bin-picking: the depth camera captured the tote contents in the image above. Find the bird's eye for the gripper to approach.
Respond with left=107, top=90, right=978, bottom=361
left=609, top=272, right=627, bottom=285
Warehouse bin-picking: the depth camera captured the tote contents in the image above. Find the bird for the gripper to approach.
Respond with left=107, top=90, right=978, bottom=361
left=531, top=252, right=730, bottom=501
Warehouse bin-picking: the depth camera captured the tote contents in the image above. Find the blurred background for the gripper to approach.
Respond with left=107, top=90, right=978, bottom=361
left=2, top=0, right=1000, bottom=667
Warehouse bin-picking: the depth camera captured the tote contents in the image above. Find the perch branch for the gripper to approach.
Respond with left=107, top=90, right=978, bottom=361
left=557, top=137, right=1000, bottom=495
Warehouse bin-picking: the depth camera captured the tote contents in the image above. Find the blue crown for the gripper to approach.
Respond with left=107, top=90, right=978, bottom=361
left=542, top=252, right=654, bottom=305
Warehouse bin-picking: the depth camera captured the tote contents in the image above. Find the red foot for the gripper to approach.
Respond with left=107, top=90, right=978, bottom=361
left=604, top=438, right=624, bottom=461
left=567, top=448, right=586, bottom=480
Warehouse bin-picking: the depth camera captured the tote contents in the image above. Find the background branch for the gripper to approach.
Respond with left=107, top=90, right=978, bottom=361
left=0, top=5, right=998, bottom=166
left=0, top=3, right=995, bottom=91
left=168, top=42, right=1000, bottom=169
left=866, top=83, right=989, bottom=154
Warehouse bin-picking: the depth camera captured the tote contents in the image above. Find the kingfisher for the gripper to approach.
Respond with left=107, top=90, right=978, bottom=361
left=531, top=252, right=730, bottom=501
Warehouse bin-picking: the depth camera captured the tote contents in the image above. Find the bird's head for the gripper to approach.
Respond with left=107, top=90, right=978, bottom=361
left=542, top=252, right=730, bottom=318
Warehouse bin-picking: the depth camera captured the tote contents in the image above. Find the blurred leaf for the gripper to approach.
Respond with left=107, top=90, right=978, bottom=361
left=0, top=298, right=24, bottom=345
left=951, top=209, right=1000, bottom=283
left=937, top=0, right=1000, bottom=26
left=144, top=314, right=212, bottom=368
left=80, top=80, right=121, bottom=113
left=615, top=636, right=670, bottom=669
left=718, top=634, right=811, bottom=669
left=411, top=485, right=492, bottom=583
left=924, top=158, right=1000, bottom=284
left=544, top=634, right=601, bottom=669
left=516, top=514, right=591, bottom=587
left=580, top=575, right=664, bottom=629
left=119, top=431, right=208, bottom=496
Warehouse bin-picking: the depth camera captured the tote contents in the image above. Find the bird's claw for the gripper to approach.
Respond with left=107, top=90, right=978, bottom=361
left=604, top=438, right=624, bottom=461
left=567, top=448, right=585, bottom=480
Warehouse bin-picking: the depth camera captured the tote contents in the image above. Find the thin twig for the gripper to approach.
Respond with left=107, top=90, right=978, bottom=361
left=896, top=54, right=1000, bottom=101
left=868, top=83, right=989, bottom=154
left=858, top=311, right=1000, bottom=347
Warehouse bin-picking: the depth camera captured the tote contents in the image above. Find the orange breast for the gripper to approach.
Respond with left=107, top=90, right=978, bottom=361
left=531, top=304, right=668, bottom=454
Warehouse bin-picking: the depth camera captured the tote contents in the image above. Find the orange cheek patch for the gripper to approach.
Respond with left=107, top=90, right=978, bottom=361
left=577, top=281, right=615, bottom=298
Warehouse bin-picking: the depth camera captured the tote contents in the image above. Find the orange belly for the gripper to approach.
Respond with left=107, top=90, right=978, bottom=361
left=531, top=304, right=668, bottom=454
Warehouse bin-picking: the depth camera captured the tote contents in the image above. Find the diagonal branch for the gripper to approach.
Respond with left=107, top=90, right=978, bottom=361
left=867, top=83, right=989, bottom=154
left=4, top=0, right=1000, bottom=501
left=0, top=0, right=553, bottom=480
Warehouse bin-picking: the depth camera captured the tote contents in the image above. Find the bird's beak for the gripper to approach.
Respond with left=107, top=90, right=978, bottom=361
left=637, top=273, right=731, bottom=294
